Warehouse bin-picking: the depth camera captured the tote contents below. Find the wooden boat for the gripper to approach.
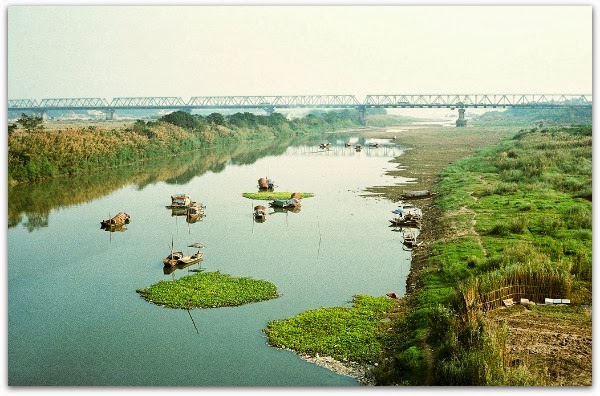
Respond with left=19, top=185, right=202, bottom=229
left=258, top=177, right=275, bottom=191
left=319, top=143, right=331, bottom=149
left=390, top=217, right=421, bottom=227
left=177, top=251, right=204, bottom=266
left=389, top=210, right=422, bottom=227
left=187, top=202, right=203, bottom=221
left=269, top=198, right=301, bottom=209
left=401, top=190, right=434, bottom=199
left=164, top=251, right=184, bottom=267
left=368, top=142, right=379, bottom=148
left=345, top=142, right=352, bottom=147
left=166, top=194, right=191, bottom=209
left=254, top=205, right=267, bottom=221
left=402, top=229, right=418, bottom=249
left=101, top=212, right=130, bottom=229
left=355, top=144, right=362, bottom=152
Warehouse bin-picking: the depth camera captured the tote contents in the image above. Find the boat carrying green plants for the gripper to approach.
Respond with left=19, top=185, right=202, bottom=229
left=136, top=271, right=279, bottom=309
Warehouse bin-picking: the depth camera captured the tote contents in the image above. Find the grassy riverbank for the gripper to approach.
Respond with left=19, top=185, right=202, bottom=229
left=264, top=123, right=592, bottom=386
left=8, top=109, right=397, bottom=184
left=374, top=124, right=591, bottom=386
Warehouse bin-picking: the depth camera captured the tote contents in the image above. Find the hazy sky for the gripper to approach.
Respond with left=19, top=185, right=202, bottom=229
left=7, top=4, right=593, bottom=101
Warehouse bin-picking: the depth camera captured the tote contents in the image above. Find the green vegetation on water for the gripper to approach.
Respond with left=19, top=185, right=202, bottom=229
left=242, top=192, right=315, bottom=200
left=136, top=271, right=279, bottom=309
left=265, top=295, right=394, bottom=363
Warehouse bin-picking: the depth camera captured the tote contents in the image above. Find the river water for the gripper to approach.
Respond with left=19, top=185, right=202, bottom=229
left=8, top=132, right=415, bottom=386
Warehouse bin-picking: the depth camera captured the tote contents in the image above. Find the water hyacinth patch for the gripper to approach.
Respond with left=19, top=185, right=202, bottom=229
left=136, top=271, right=279, bottom=309
left=265, top=295, right=394, bottom=363
left=242, top=192, right=314, bottom=200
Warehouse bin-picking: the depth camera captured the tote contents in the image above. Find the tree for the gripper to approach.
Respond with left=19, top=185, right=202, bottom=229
left=17, top=113, right=44, bottom=132
left=207, top=112, right=226, bottom=126
left=160, top=111, right=199, bottom=130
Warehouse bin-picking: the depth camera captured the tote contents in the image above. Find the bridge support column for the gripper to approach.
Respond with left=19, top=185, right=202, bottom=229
left=105, top=109, right=115, bottom=120
left=456, top=108, right=467, bottom=127
left=357, top=106, right=366, bottom=126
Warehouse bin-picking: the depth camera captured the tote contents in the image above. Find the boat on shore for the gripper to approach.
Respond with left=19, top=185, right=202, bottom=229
left=401, top=190, right=434, bottom=199
left=402, top=228, right=418, bottom=249
left=389, top=209, right=422, bottom=227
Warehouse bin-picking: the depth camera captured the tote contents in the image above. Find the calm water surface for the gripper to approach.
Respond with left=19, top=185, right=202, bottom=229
left=8, top=133, right=415, bottom=386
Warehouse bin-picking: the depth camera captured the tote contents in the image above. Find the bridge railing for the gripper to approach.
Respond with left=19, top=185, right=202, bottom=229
left=109, top=97, right=187, bottom=107
left=187, top=95, right=361, bottom=108
left=38, top=98, right=110, bottom=108
left=8, top=99, right=40, bottom=108
left=364, top=94, right=592, bottom=108
left=8, top=94, right=592, bottom=111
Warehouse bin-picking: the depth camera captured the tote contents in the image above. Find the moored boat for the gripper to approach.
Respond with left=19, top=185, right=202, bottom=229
left=187, top=202, right=204, bottom=222
left=177, top=251, right=204, bottom=266
left=101, top=212, right=130, bottom=229
left=254, top=205, right=267, bottom=221
left=402, top=228, right=418, bottom=249
left=164, top=251, right=184, bottom=267
left=258, top=177, right=275, bottom=191
left=269, top=197, right=300, bottom=208
left=401, top=190, right=433, bottom=199
left=166, top=194, right=192, bottom=209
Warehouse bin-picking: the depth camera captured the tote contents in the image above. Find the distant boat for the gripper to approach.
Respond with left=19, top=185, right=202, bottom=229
left=164, top=237, right=183, bottom=267
left=258, top=177, right=275, bottom=191
left=254, top=205, right=267, bottom=221
left=164, top=251, right=184, bottom=267
left=101, top=212, right=130, bottom=229
left=177, top=251, right=204, bottom=266
left=269, top=198, right=300, bottom=209
left=166, top=194, right=192, bottom=209
left=355, top=144, right=362, bottom=152
left=186, top=202, right=204, bottom=222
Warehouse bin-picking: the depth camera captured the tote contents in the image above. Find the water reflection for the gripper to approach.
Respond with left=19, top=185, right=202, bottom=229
left=8, top=136, right=321, bottom=231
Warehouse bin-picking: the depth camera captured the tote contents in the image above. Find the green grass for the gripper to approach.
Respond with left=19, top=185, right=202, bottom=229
left=242, top=191, right=314, bottom=200
left=136, top=271, right=279, bottom=309
left=375, top=125, right=592, bottom=385
left=265, top=295, right=393, bottom=363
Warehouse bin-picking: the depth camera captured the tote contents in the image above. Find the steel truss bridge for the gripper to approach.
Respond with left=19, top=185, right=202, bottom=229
left=8, top=94, right=592, bottom=126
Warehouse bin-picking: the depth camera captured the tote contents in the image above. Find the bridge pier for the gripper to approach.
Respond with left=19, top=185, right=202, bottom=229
left=357, top=106, right=366, bottom=126
left=456, top=108, right=467, bottom=127
left=263, top=106, right=275, bottom=116
left=105, top=109, right=115, bottom=120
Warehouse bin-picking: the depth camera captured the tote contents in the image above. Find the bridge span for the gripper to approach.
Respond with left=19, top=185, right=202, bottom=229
left=8, top=94, right=592, bottom=127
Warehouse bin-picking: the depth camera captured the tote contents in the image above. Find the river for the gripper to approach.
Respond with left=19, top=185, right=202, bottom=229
left=8, top=131, right=415, bottom=386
